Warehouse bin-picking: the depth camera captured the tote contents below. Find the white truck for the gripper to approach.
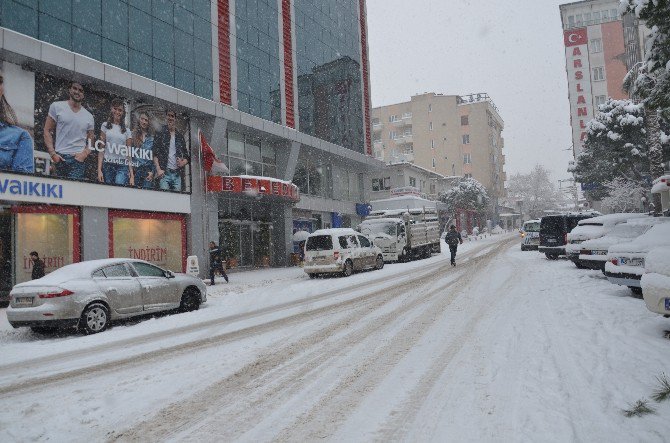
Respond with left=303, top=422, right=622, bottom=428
left=358, top=208, right=441, bottom=262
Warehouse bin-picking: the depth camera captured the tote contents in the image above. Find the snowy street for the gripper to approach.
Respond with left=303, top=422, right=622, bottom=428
left=1, top=233, right=669, bottom=442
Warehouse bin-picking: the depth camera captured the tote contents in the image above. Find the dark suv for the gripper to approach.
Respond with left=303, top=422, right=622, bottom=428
left=539, top=212, right=601, bottom=260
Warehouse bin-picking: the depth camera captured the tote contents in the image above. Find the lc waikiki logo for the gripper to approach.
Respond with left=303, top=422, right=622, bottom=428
left=0, top=177, right=63, bottom=199
left=87, top=140, right=153, bottom=167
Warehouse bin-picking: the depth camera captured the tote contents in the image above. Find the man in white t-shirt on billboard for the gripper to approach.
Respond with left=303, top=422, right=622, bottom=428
left=43, top=81, right=95, bottom=180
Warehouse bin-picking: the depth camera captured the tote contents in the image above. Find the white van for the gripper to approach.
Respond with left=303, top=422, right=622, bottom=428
left=520, top=219, right=540, bottom=251
left=303, top=228, right=384, bottom=278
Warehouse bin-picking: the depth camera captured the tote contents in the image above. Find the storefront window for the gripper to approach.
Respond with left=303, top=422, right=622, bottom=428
left=109, top=211, right=186, bottom=272
left=13, top=206, right=80, bottom=284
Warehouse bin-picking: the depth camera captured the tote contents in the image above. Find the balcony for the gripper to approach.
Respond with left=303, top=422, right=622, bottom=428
left=403, top=133, right=413, bottom=143
left=373, top=139, right=383, bottom=146
left=372, top=122, right=383, bottom=131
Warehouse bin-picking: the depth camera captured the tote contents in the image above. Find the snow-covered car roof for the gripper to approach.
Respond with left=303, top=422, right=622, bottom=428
left=542, top=211, right=601, bottom=219
left=309, top=228, right=362, bottom=237
left=576, top=212, right=646, bottom=227
left=579, top=222, right=656, bottom=250
left=608, top=222, right=670, bottom=254
left=14, top=258, right=137, bottom=287
left=360, top=218, right=402, bottom=225
left=645, top=247, right=670, bottom=276
left=568, top=224, right=608, bottom=241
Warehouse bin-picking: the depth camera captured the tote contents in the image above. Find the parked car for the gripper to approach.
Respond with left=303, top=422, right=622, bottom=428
left=641, top=247, right=670, bottom=317
left=7, top=258, right=207, bottom=334
left=605, top=221, right=670, bottom=296
left=538, top=211, right=601, bottom=260
left=520, top=219, right=541, bottom=251
left=640, top=248, right=670, bottom=317
left=565, top=213, right=647, bottom=268
left=303, top=228, right=384, bottom=278
left=578, top=217, right=668, bottom=272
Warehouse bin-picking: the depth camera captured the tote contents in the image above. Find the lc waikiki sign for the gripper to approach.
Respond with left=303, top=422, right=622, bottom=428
left=564, top=28, right=593, bottom=157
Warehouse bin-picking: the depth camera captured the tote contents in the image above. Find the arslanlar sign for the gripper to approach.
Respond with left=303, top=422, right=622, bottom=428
left=563, top=27, right=593, bottom=156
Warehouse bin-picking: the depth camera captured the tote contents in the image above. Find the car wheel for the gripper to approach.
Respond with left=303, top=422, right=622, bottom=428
left=342, top=260, right=353, bottom=277
left=79, top=302, right=110, bottom=335
left=545, top=254, right=559, bottom=260
left=179, top=287, right=201, bottom=312
left=308, top=273, right=317, bottom=279
left=424, top=247, right=431, bottom=259
left=521, top=245, right=527, bottom=251
left=573, top=261, right=586, bottom=269
left=629, top=286, right=643, bottom=298
left=375, top=255, right=384, bottom=270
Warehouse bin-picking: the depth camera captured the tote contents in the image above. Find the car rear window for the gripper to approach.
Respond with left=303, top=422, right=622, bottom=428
left=339, top=235, right=359, bottom=249
left=306, top=235, right=333, bottom=251
left=541, top=217, right=564, bottom=234
left=523, top=222, right=540, bottom=232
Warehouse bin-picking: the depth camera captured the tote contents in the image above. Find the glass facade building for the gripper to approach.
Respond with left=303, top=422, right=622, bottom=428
left=294, top=0, right=365, bottom=153
left=0, top=0, right=214, bottom=99
left=234, top=0, right=281, bottom=123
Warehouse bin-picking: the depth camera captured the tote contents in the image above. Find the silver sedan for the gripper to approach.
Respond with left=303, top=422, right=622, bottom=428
left=7, top=258, right=207, bottom=334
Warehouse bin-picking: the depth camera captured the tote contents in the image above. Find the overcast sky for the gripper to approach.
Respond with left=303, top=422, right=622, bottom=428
left=366, top=0, right=576, bottom=183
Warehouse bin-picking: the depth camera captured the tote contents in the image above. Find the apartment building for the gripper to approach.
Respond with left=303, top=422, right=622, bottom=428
left=0, top=0, right=381, bottom=296
left=559, top=0, right=649, bottom=158
left=372, top=92, right=506, bottom=199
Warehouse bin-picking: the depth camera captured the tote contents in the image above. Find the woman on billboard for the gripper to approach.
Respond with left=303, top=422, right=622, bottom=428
left=97, top=98, right=133, bottom=185
left=0, top=70, right=34, bottom=173
left=132, top=112, right=156, bottom=189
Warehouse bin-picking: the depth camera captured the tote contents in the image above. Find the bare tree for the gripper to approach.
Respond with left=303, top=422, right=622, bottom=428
left=507, top=165, right=563, bottom=219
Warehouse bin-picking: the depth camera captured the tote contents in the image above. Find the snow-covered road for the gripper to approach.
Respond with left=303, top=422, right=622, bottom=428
left=1, top=233, right=669, bottom=442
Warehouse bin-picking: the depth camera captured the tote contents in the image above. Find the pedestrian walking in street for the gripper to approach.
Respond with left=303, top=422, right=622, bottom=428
left=445, top=225, right=463, bottom=266
left=208, top=241, right=228, bottom=285
left=29, top=251, right=45, bottom=280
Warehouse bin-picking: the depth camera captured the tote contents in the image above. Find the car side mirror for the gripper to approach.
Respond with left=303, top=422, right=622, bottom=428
left=165, top=270, right=175, bottom=279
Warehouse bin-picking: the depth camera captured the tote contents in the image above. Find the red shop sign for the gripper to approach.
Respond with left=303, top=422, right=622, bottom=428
left=207, top=176, right=300, bottom=202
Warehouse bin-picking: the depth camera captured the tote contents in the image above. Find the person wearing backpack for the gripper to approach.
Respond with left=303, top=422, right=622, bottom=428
left=445, top=225, right=463, bottom=266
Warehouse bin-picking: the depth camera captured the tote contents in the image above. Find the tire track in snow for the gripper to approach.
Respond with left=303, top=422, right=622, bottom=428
left=0, top=239, right=503, bottom=382
left=376, top=243, right=521, bottom=441
left=108, top=263, right=474, bottom=441
left=110, top=238, right=516, bottom=441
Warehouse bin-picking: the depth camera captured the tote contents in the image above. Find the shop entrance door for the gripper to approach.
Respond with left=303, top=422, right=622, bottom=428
left=219, top=220, right=273, bottom=268
left=238, top=224, right=253, bottom=267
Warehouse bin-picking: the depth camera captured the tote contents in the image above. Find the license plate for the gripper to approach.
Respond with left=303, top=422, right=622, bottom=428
left=665, top=299, right=670, bottom=311
left=620, top=257, right=643, bottom=266
left=548, top=239, right=557, bottom=243
left=594, top=251, right=607, bottom=255
left=15, top=296, right=33, bottom=306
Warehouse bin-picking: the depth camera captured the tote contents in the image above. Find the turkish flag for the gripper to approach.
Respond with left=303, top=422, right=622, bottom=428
left=199, top=129, right=229, bottom=175
left=564, top=28, right=587, bottom=47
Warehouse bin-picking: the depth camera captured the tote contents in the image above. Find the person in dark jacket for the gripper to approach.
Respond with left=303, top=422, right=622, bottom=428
left=152, top=109, right=189, bottom=191
left=29, top=251, right=45, bottom=280
left=208, top=241, right=228, bottom=285
left=444, top=225, right=463, bottom=266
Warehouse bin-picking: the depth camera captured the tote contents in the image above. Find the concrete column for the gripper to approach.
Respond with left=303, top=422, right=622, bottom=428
left=81, top=206, right=108, bottom=261
left=271, top=202, right=293, bottom=266
left=279, top=140, right=300, bottom=182
left=188, top=116, right=220, bottom=278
